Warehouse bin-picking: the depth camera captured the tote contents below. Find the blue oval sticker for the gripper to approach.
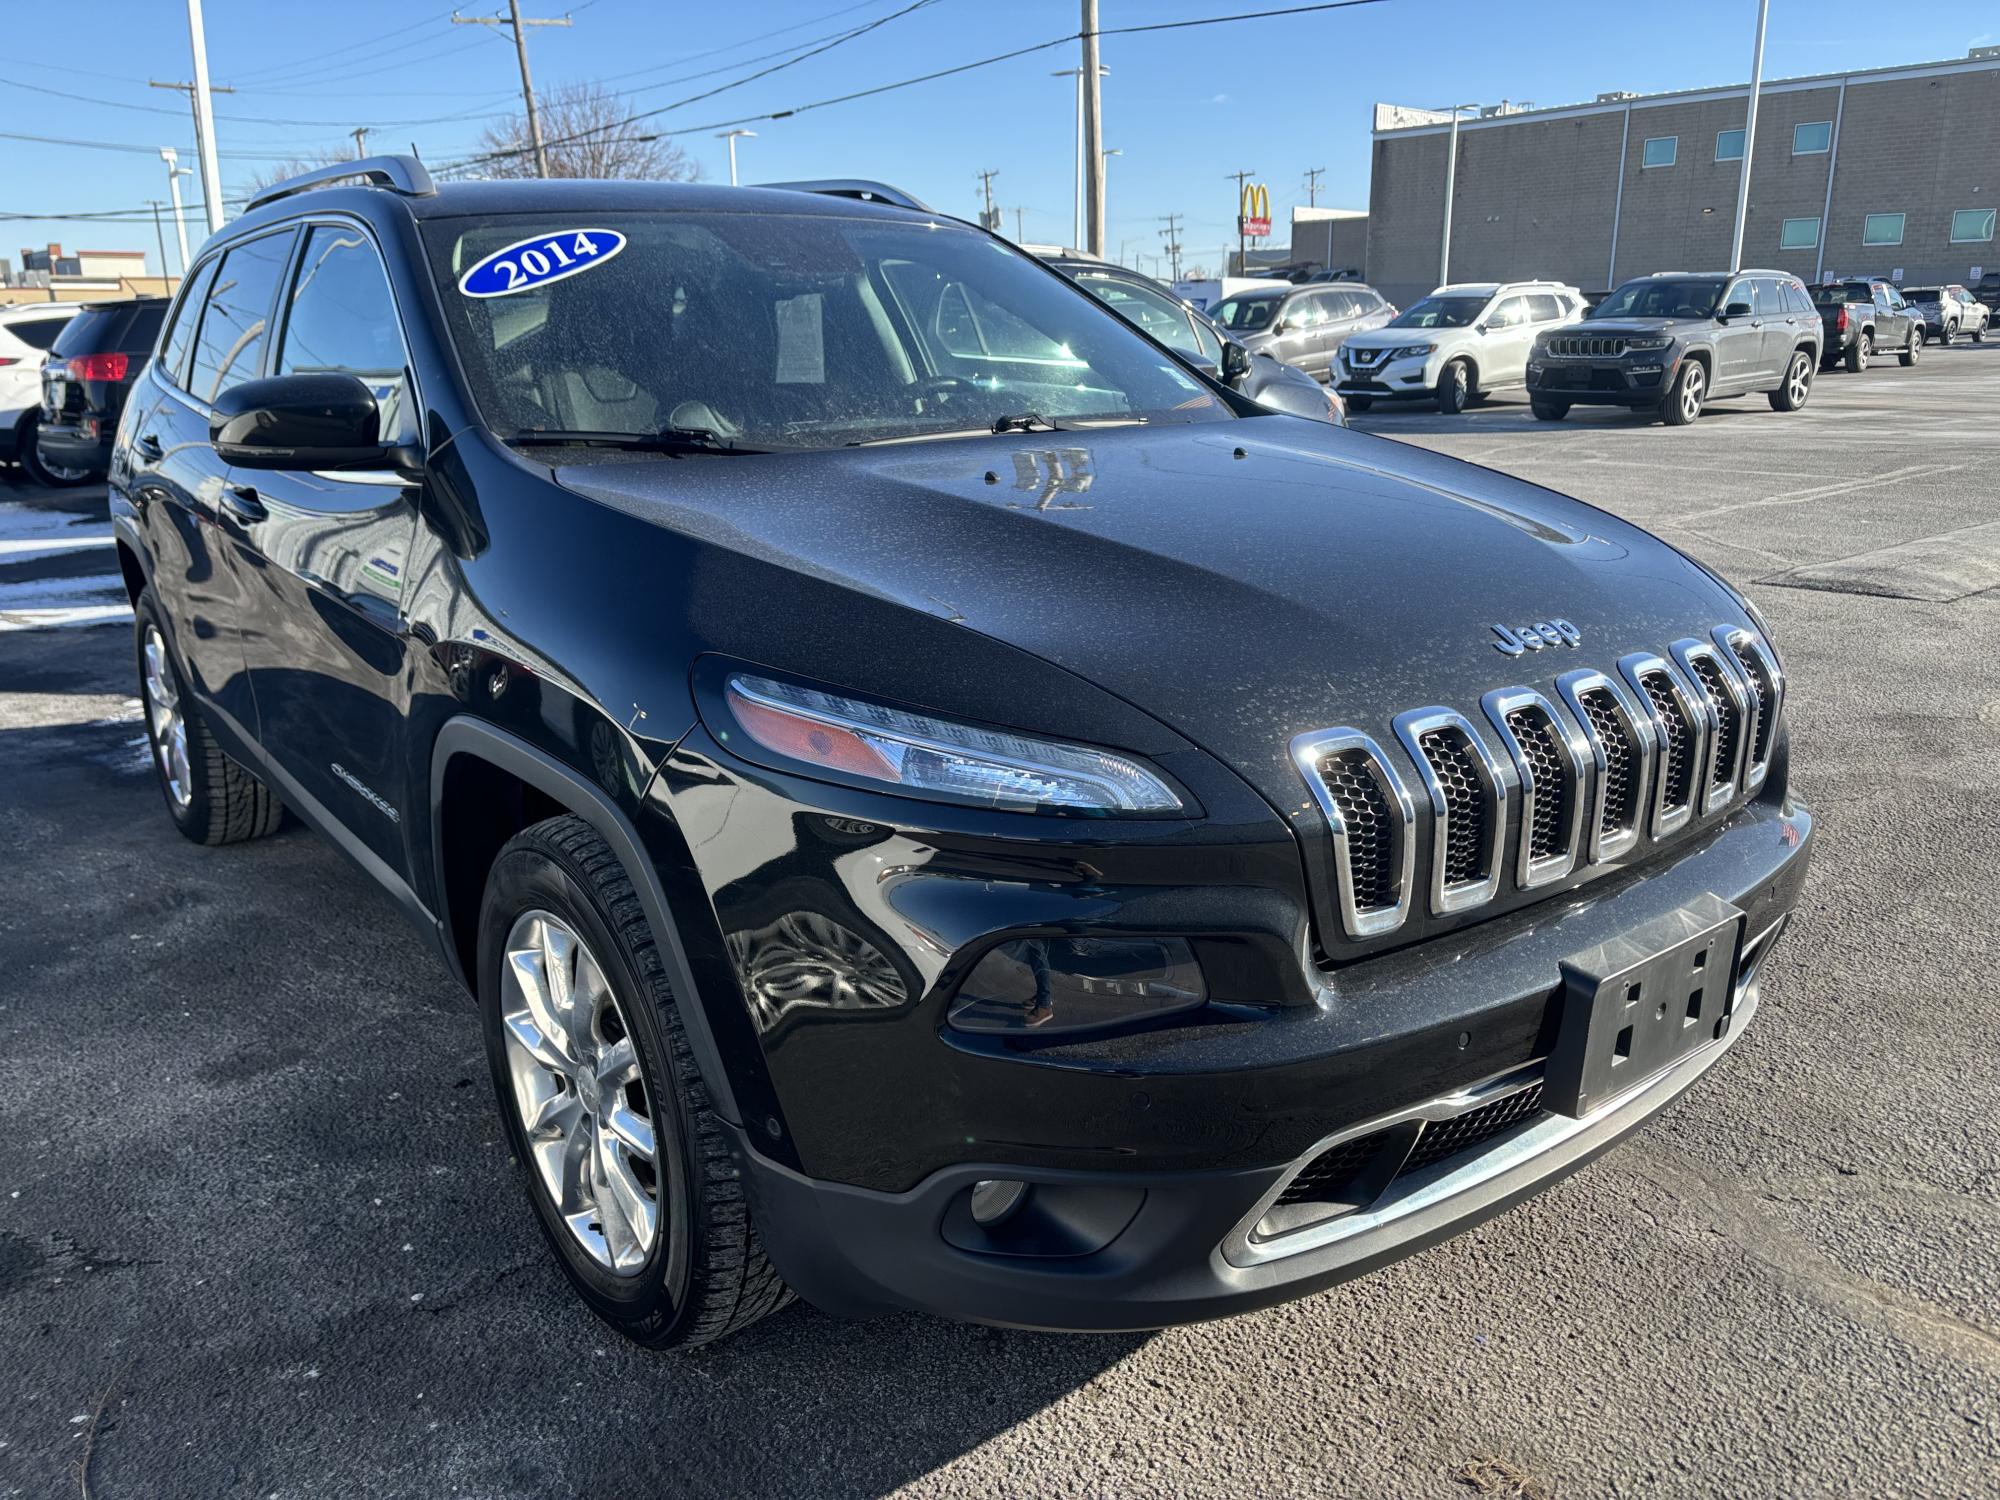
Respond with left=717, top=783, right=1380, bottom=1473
left=458, top=228, right=626, bottom=298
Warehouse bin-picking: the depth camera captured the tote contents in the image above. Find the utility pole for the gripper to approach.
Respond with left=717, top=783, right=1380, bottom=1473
left=1157, top=213, right=1184, bottom=284
left=1225, top=168, right=1256, bottom=276
left=149, top=76, right=235, bottom=234
left=1304, top=166, right=1324, bottom=207
left=1080, top=0, right=1105, bottom=258
left=1729, top=0, right=1770, bottom=273
left=1013, top=206, right=1027, bottom=242
left=148, top=202, right=171, bottom=288
left=454, top=2, right=573, bottom=178
left=350, top=126, right=370, bottom=160
left=975, top=168, right=1001, bottom=232
left=160, top=148, right=192, bottom=273
left=1438, top=103, right=1476, bottom=286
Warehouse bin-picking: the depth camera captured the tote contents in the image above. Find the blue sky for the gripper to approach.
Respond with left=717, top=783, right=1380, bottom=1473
left=6, top=0, right=1996, bottom=281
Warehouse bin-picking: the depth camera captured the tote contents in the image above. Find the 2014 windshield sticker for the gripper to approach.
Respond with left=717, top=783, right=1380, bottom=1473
left=458, top=229, right=626, bottom=298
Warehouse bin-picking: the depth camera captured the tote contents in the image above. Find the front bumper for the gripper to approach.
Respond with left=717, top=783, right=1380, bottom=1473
left=733, top=794, right=1812, bottom=1330
left=1526, top=357, right=1671, bottom=406
left=1334, top=350, right=1435, bottom=399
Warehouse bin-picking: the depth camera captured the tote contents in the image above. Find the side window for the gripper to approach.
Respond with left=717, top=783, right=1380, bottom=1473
left=120, top=305, right=167, bottom=355
left=7, top=316, right=72, bottom=353
left=1486, top=296, right=1527, bottom=329
left=1526, top=292, right=1563, bottom=322
left=1081, top=277, right=1203, bottom=356
left=158, top=257, right=220, bottom=390
left=1280, top=294, right=1316, bottom=328
left=278, top=224, right=413, bottom=442
left=1750, top=279, right=1780, bottom=316
left=1190, top=314, right=1224, bottom=364
left=188, top=230, right=296, bottom=404
left=1722, top=281, right=1752, bottom=313
left=931, top=281, right=1066, bottom=362
left=1317, top=290, right=1358, bottom=322
left=1786, top=282, right=1815, bottom=316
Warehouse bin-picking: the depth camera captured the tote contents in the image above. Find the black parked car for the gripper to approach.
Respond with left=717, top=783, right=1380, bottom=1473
left=113, top=159, right=1810, bottom=1348
left=36, top=297, right=168, bottom=482
left=1042, top=256, right=1341, bottom=423
left=1809, top=279, right=1923, bottom=371
left=1525, top=271, right=1821, bottom=425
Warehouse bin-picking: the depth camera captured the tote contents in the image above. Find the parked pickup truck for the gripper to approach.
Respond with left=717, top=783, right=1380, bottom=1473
left=1974, top=272, right=2000, bottom=317
left=1809, top=279, right=1924, bottom=371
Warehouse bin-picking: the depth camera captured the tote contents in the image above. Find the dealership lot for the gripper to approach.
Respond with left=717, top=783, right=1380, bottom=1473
left=3, top=347, right=1997, bottom=1498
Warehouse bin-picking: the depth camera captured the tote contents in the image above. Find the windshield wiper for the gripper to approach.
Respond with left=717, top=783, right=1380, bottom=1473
left=505, top=426, right=766, bottom=455
left=990, top=412, right=1060, bottom=434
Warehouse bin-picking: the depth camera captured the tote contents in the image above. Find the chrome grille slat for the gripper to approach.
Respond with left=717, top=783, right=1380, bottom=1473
left=1555, top=669, right=1655, bottom=866
left=1672, top=639, right=1751, bottom=814
left=1621, top=653, right=1706, bottom=839
left=1714, top=625, right=1782, bottom=792
left=1394, top=709, right=1507, bottom=915
left=1549, top=335, right=1629, bottom=358
left=1482, top=687, right=1589, bottom=889
left=1289, top=729, right=1415, bottom=939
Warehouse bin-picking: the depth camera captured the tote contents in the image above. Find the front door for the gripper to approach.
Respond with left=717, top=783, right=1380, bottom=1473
left=1480, top=295, right=1532, bottom=386
left=1712, top=277, right=1764, bottom=390
left=229, top=222, right=422, bottom=877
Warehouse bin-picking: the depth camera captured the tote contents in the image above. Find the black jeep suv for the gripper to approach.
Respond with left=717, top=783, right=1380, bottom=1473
left=110, top=159, right=1811, bottom=1347
left=1525, top=271, right=1820, bottom=425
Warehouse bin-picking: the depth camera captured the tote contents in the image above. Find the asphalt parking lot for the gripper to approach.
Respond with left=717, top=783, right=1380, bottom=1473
left=3, top=345, right=1998, bottom=1499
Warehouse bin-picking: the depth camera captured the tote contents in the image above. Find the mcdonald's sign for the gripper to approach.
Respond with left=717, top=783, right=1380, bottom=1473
left=1238, top=182, right=1273, bottom=239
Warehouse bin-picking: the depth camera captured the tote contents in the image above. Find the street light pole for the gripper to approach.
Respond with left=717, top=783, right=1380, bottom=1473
left=1728, top=0, right=1770, bottom=273
left=715, top=129, right=757, bottom=186
left=1439, top=102, right=1476, bottom=287
left=160, top=148, right=192, bottom=273
left=182, top=0, right=225, bottom=233
left=1080, top=0, right=1105, bottom=259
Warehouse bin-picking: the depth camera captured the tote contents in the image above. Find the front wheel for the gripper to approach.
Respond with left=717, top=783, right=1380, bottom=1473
left=479, top=816, right=792, bottom=1349
left=1846, top=332, right=1871, bottom=373
left=1974, top=323, right=1988, bottom=344
left=1768, top=350, right=1813, bottom=412
left=1937, top=322, right=1953, bottom=346
left=134, top=590, right=284, bottom=845
left=1660, top=360, right=1705, bottom=426
left=21, top=416, right=94, bottom=488
left=1434, top=359, right=1471, bottom=415
left=1344, top=395, right=1373, bottom=413
left=1899, top=328, right=1921, bottom=366
left=1530, top=400, right=1570, bottom=422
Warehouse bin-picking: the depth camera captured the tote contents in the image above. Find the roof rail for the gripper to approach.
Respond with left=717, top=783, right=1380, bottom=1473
left=246, top=154, right=437, bottom=212
left=756, top=178, right=932, bottom=212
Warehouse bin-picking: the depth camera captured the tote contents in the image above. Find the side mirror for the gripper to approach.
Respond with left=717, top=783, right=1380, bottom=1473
left=1220, top=341, right=1253, bottom=385
left=211, top=373, right=391, bottom=470
left=1722, top=300, right=1753, bottom=319
left=1474, top=322, right=1488, bottom=335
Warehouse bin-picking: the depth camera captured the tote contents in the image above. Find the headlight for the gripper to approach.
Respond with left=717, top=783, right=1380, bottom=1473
left=721, top=674, right=1186, bottom=814
left=1623, top=336, right=1673, bottom=351
left=1391, top=344, right=1437, bottom=358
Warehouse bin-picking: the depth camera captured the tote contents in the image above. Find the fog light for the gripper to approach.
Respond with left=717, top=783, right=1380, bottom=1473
left=948, top=937, right=1206, bottom=1036
left=1630, top=364, right=1662, bottom=374
left=969, top=1178, right=1029, bottom=1227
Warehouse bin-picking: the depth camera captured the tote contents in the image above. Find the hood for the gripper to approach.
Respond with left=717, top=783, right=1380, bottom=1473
left=1554, top=317, right=1681, bottom=339
left=554, top=421, right=1745, bottom=812
left=1340, top=327, right=1437, bottom=350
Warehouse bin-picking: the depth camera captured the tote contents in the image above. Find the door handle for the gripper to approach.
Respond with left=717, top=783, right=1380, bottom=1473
left=136, top=433, right=164, bottom=461
left=220, top=483, right=267, bottom=523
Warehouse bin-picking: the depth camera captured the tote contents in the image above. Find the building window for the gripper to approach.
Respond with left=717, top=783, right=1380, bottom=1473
left=1862, top=213, right=1905, bottom=247
left=1951, top=208, right=1997, bottom=243
left=1641, top=136, right=1678, bottom=168
left=1779, top=217, right=1821, bottom=250
left=1715, top=129, right=1745, bottom=161
left=1793, top=121, right=1832, bottom=154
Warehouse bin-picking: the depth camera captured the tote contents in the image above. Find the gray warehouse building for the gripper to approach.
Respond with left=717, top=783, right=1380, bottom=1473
left=1365, top=49, right=2000, bottom=310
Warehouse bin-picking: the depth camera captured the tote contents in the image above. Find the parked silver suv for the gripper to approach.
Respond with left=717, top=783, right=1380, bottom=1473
left=1208, top=282, right=1395, bottom=381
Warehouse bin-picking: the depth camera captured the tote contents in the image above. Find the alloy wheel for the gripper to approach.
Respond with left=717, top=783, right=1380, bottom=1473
left=1908, top=330, right=1921, bottom=362
left=1786, top=354, right=1810, bottom=407
left=1857, top=334, right=1871, bottom=370
left=500, top=909, right=660, bottom=1275
left=1680, top=363, right=1705, bottom=422
left=141, top=626, right=192, bottom=809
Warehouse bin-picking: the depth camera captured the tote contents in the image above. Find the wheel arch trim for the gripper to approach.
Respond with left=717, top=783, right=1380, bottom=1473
left=428, top=715, right=745, bottom=1127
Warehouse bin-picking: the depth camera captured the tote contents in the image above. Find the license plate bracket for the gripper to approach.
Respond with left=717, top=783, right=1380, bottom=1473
left=1544, top=892, right=1745, bottom=1119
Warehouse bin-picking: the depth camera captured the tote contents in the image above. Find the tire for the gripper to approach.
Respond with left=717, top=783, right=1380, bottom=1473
left=478, top=815, right=792, bottom=1349
left=1768, top=350, right=1813, bottom=412
left=1974, top=324, right=1987, bottom=344
left=134, top=589, right=285, bottom=846
left=1938, top=322, right=1953, bottom=346
left=20, top=415, right=94, bottom=488
left=1660, top=359, right=1705, bottom=426
left=1344, top=395, right=1373, bottom=412
left=1845, top=331, right=1871, bottom=373
left=1530, top=400, right=1570, bottom=421
left=1899, top=328, right=1921, bottom=367
left=1434, top=358, right=1471, bottom=415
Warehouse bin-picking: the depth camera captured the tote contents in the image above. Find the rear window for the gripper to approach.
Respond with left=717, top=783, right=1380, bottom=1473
left=1813, top=284, right=1871, bottom=305
left=118, top=305, right=167, bottom=354
left=3, top=315, right=72, bottom=352
left=50, top=307, right=127, bottom=359
left=1902, top=287, right=1940, bottom=300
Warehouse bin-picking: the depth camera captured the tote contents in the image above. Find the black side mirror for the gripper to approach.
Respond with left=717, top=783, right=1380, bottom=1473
left=1220, top=341, right=1253, bottom=385
left=1722, top=300, right=1753, bottom=320
left=210, top=373, right=391, bottom=470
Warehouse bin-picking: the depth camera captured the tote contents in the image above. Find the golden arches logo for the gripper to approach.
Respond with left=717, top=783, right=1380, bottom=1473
left=1238, top=183, right=1272, bottom=238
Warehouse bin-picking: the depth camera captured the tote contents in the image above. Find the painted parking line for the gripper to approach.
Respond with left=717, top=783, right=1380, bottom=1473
left=0, top=498, right=131, bottom=632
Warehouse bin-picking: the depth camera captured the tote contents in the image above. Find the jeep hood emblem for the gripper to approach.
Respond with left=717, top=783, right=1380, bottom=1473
left=1491, top=619, right=1582, bottom=655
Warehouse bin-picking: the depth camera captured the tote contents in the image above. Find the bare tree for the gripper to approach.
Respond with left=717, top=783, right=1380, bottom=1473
left=474, top=81, right=700, bottom=181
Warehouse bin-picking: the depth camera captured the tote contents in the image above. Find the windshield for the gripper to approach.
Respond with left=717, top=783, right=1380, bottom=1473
left=420, top=210, right=1229, bottom=452
left=1814, top=283, right=1874, bottom=305
left=1387, top=295, right=1488, bottom=330
left=1209, top=294, right=1281, bottom=332
left=1901, top=287, right=1941, bottom=300
left=1592, top=278, right=1725, bottom=320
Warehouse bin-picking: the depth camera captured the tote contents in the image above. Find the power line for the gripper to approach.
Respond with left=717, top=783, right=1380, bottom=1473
left=452, top=3, right=575, bottom=178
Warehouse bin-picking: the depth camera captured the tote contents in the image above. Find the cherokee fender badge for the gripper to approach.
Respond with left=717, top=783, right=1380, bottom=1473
left=1491, top=619, right=1582, bottom=655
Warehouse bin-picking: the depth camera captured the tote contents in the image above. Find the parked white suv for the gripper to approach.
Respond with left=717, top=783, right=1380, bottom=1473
left=0, top=304, right=85, bottom=484
left=1335, top=281, right=1583, bottom=415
